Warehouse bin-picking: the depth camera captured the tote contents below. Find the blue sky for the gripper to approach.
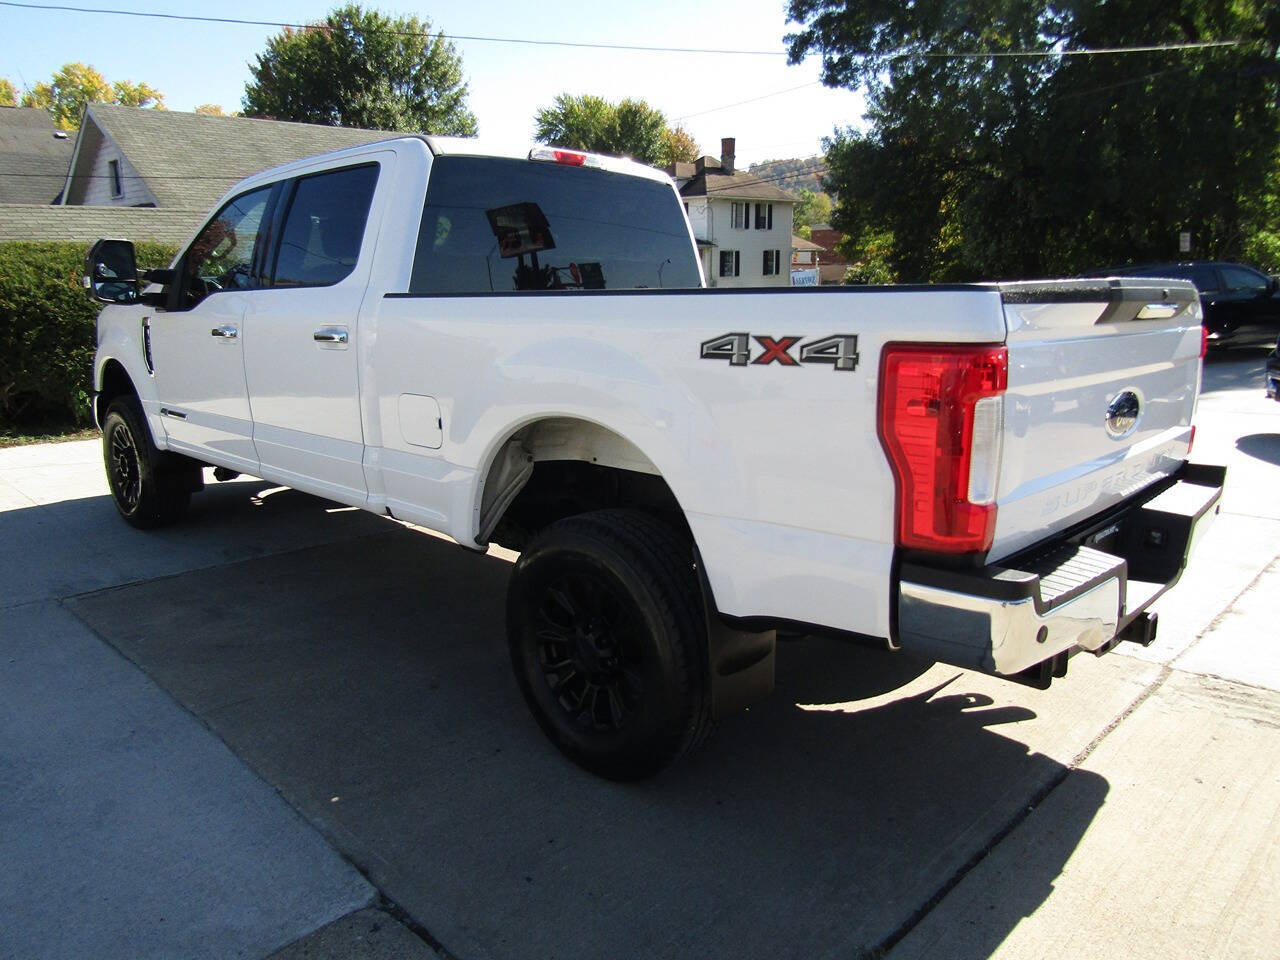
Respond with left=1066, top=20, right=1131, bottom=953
left=2, top=0, right=866, bottom=166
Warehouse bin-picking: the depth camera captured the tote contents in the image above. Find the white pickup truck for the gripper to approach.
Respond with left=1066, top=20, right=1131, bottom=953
left=86, top=135, right=1225, bottom=779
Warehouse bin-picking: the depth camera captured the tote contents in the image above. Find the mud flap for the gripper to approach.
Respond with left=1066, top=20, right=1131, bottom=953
left=694, top=550, right=775, bottom=719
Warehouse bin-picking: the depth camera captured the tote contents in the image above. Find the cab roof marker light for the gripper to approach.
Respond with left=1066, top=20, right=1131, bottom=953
left=528, top=146, right=604, bottom=169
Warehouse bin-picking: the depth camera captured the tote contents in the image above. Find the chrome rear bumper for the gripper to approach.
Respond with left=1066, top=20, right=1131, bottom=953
left=896, top=462, right=1225, bottom=680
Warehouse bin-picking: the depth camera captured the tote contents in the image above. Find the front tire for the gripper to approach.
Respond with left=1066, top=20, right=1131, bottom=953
left=507, top=510, right=713, bottom=780
left=102, top=396, right=191, bottom=528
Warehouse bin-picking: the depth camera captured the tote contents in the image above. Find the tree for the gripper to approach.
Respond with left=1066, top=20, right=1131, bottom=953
left=787, top=0, right=1280, bottom=280
left=243, top=4, right=477, bottom=135
left=194, top=104, right=227, bottom=116
left=113, top=80, right=164, bottom=110
left=793, top=188, right=832, bottom=234
left=535, top=94, right=699, bottom=167
left=661, top=125, right=701, bottom=166
left=20, top=63, right=163, bottom=130
left=0, top=77, right=16, bottom=108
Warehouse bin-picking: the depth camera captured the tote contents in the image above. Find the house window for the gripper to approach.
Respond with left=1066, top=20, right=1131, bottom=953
left=108, top=159, right=123, bottom=198
left=730, top=202, right=748, bottom=230
left=754, top=203, right=773, bottom=230
left=762, top=249, right=783, bottom=276
left=719, top=250, right=740, bottom=277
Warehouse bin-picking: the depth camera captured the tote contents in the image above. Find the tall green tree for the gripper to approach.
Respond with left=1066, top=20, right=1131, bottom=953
left=0, top=78, right=17, bottom=108
left=243, top=4, right=477, bottom=135
left=787, top=0, right=1280, bottom=281
left=20, top=63, right=163, bottom=130
left=793, top=188, right=833, bottom=237
left=535, top=93, right=700, bottom=167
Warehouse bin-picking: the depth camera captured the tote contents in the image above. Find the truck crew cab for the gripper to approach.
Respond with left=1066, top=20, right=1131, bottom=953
left=86, top=135, right=1225, bottom=778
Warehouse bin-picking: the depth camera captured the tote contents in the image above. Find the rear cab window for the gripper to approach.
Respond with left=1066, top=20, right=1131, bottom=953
left=409, top=156, right=700, bottom=294
left=1184, top=266, right=1219, bottom=292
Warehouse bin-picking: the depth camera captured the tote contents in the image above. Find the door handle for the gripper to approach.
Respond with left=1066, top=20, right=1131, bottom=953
left=313, top=327, right=349, bottom=345
left=210, top=325, right=238, bottom=339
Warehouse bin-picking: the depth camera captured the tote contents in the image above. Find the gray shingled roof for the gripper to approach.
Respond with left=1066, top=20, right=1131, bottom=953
left=75, top=104, right=402, bottom=211
left=0, top=107, right=75, bottom=204
left=678, top=160, right=797, bottom=203
left=0, top=203, right=206, bottom=245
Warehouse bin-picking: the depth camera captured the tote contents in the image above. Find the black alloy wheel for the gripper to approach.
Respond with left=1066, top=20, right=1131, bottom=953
left=101, top=395, right=191, bottom=528
left=507, top=509, right=713, bottom=780
left=535, top=569, right=645, bottom=733
left=108, top=418, right=142, bottom=512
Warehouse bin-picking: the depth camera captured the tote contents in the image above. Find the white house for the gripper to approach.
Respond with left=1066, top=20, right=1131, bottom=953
left=667, top=138, right=797, bottom=288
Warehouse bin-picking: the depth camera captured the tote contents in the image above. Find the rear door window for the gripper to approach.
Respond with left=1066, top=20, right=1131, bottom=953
left=410, top=156, right=700, bottom=294
left=271, top=163, right=380, bottom=288
left=1219, top=265, right=1268, bottom=294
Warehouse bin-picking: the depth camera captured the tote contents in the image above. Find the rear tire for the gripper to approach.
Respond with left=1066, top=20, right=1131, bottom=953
left=507, top=509, right=713, bottom=780
left=102, top=396, right=191, bottom=528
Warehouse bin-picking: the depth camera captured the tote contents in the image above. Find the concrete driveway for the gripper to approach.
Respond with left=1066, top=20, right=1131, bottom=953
left=3, top=341, right=1278, bottom=959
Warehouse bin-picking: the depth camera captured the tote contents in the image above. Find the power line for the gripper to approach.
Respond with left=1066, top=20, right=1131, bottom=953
left=903, top=39, right=1243, bottom=59
left=0, top=2, right=1254, bottom=59
left=674, top=82, right=822, bottom=121
left=10, top=161, right=834, bottom=193
left=0, top=1, right=789, bottom=56
left=702, top=160, right=829, bottom=195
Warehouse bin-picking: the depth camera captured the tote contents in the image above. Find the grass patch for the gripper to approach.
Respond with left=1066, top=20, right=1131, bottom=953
left=0, top=426, right=99, bottom=448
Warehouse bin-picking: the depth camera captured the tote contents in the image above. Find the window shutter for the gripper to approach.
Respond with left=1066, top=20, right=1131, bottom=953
left=768, top=204, right=773, bottom=230
left=735, top=251, right=740, bottom=276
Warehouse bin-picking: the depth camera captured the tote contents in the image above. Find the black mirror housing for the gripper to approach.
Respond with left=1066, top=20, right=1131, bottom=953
left=83, top=238, right=140, bottom=304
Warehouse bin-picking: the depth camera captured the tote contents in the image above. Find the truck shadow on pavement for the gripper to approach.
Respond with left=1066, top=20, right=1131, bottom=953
left=59, top=499, right=1109, bottom=960
left=1235, top=433, right=1280, bottom=466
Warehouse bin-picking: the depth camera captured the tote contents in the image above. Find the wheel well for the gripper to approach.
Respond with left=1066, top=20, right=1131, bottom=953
left=480, top=419, right=689, bottom=551
left=96, top=360, right=138, bottom=426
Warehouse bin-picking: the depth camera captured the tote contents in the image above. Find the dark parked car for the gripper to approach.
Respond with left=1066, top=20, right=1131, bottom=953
left=1266, top=333, right=1280, bottom=401
left=1086, top=261, right=1280, bottom=344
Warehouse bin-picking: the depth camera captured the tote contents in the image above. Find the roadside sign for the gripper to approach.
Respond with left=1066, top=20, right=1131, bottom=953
left=1179, top=231, right=1191, bottom=254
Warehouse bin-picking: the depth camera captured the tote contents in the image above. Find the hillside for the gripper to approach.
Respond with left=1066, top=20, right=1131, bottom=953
left=745, top=156, right=827, bottom=196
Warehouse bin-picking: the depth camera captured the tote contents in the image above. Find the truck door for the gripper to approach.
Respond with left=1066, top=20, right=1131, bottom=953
left=149, top=184, right=275, bottom=472
left=241, top=160, right=384, bottom=504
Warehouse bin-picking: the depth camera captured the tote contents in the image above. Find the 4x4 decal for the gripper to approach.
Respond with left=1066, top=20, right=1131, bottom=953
left=700, top=333, right=860, bottom=371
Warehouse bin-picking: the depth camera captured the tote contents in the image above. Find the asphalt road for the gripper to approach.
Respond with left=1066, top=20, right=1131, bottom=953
left=2, top=340, right=1278, bottom=960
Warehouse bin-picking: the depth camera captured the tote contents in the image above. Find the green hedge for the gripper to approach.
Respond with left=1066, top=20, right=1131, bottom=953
left=0, top=241, right=175, bottom=434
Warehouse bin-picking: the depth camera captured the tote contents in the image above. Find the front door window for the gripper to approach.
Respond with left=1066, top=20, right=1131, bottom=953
left=180, top=185, right=273, bottom=309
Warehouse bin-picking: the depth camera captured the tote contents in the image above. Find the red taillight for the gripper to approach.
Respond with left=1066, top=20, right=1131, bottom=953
left=1200, top=324, right=1208, bottom=359
left=1188, top=424, right=1196, bottom=454
left=878, top=343, right=1008, bottom=553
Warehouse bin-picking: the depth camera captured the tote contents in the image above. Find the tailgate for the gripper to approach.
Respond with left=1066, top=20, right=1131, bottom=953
left=989, top=279, right=1202, bottom=562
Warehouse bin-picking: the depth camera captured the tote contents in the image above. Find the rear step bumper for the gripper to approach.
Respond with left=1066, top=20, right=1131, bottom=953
left=896, top=462, right=1226, bottom=683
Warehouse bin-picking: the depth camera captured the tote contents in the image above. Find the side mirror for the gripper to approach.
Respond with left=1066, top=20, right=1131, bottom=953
left=83, top=238, right=139, bottom=304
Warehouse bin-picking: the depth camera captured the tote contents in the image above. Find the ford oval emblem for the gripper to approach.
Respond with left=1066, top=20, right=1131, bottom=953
left=1105, top=390, right=1142, bottom=438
